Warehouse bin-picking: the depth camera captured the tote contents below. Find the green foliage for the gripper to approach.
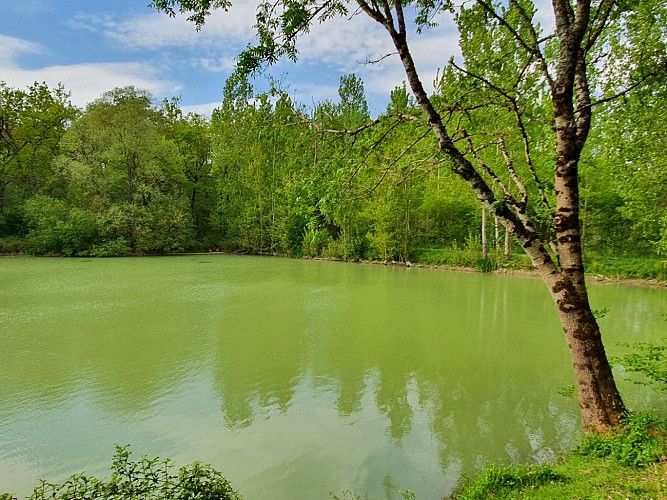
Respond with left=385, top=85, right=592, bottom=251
left=2, top=54, right=666, bottom=273
left=132, top=200, right=195, bottom=254
left=24, top=196, right=99, bottom=256
left=0, top=82, right=78, bottom=236
left=475, top=258, right=497, bottom=273
left=302, top=226, right=330, bottom=257
left=87, top=238, right=133, bottom=257
left=0, top=235, right=29, bottom=254
left=456, top=464, right=566, bottom=500
left=416, top=237, right=503, bottom=269
left=557, top=385, right=576, bottom=398
left=26, top=445, right=241, bottom=500
left=613, top=341, right=667, bottom=390
left=585, top=255, right=667, bottom=280
left=577, top=413, right=667, bottom=468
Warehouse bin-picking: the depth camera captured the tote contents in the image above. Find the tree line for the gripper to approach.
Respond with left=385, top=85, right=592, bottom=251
left=1, top=72, right=664, bottom=262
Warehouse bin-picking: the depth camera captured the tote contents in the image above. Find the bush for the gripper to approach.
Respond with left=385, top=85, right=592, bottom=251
left=302, top=227, right=329, bottom=257
left=3, top=445, right=242, bottom=500
left=0, top=236, right=29, bottom=254
left=577, top=412, right=667, bottom=468
left=585, top=255, right=667, bottom=280
left=85, top=237, right=133, bottom=257
left=24, top=196, right=99, bottom=255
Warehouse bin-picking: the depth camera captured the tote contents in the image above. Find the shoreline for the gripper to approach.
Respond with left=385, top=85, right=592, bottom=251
left=301, top=255, right=667, bottom=288
left=3, top=250, right=666, bottom=288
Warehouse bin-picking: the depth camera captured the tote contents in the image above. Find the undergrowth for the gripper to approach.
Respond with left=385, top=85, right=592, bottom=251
left=454, top=412, right=667, bottom=499
left=1, top=445, right=241, bottom=500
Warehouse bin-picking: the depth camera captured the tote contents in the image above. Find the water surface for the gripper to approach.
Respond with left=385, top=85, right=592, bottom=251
left=1, top=256, right=665, bottom=498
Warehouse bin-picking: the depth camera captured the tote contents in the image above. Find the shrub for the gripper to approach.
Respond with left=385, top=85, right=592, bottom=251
left=24, top=196, right=99, bottom=255
left=8, top=445, right=242, bottom=500
left=302, top=227, right=329, bottom=257
left=577, top=412, right=667, bottom=468
left=0, top=236, right=29, bottom=254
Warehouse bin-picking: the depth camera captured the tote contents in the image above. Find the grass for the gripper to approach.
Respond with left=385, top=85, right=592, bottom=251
left=585, top=254, right=667, bottom=281
left=415, top=243, right=532, bottom=272
left=455, top=454, right=667, bottom=499
left=453, top=412, right=667, bottom=499
left=415, top=244, right=667, bottom=281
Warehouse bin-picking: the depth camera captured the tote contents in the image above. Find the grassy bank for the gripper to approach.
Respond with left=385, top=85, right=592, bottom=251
left=415, top=245, right=667, bottom=282
left=585, top=254, right=667, bottom=282
left=454, top=413, right=667, bottom=499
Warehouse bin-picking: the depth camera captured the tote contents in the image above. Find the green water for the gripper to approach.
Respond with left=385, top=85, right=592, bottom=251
left=1, top=255, right=665, bottom=499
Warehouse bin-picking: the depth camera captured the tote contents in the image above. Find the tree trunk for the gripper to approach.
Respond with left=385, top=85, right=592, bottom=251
left=504, top=228, right=510, bottom=258
left=481, top=207, right=488, bottom=259
left=543, top=272, right=626, bottom=430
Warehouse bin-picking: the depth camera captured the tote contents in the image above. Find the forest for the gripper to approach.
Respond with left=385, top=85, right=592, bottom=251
left=1, top=61, right=665, bottom=277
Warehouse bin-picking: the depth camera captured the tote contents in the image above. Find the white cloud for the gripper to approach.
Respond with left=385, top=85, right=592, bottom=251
left=71, top=4, right=258, bottom=51
left=181, top=101, right=220, bottom=117
left=196, top=56, right=237, bottom=73
left=0, top=34, right=41, bottom=65
left=293, top=10, right=461, bottom=105
left=298, top=11, right=393, bottom=71
left=0, top=35, right=179, bottom=107
left=1, top=4, right=466, bottom=115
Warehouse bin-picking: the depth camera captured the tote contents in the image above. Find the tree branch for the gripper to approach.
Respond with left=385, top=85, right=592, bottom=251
left=512, top=103, right=551, bottom=213
left=367, top=127, right=432, bottom=194
left=508, top=0, right=555, bottom=89
left=578, top=71, right=659, bottom=112
left=498, top=135, right=528, bottom=211
left=464, top=131, right=514, bottom=202
left=585, top=0, right=617, bottom=52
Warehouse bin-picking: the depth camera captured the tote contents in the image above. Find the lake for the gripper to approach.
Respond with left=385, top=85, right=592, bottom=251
left=1, top=255, right=665, bottom=499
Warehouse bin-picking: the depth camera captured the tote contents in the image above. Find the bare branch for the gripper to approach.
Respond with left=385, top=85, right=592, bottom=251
left=464, top=131, right=513, bottom=201
left=579, top=72, right=659, bottom=111
left=394, top=155, right=445, bottom=187
left=511, top=103, right=551, bottom=212
left=498, top=135, right=528, bottom=210
left=450, top=60, right=516, bottom=103
left=346, top=117, right=404, bottom=185
left=367, top=127, right=432, bottom=193
left=312, top=112, right=421, bottom=136
left=361, top=52, right=398, bottom=65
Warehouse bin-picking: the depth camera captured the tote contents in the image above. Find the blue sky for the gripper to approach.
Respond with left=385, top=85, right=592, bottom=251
left=1, top=0, right=464, bottom=116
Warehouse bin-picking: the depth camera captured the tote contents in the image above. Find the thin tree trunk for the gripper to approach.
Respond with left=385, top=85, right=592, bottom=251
left=504, top=228, right=510, bottom=258
left=481, top=207, right=488, bottom=260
